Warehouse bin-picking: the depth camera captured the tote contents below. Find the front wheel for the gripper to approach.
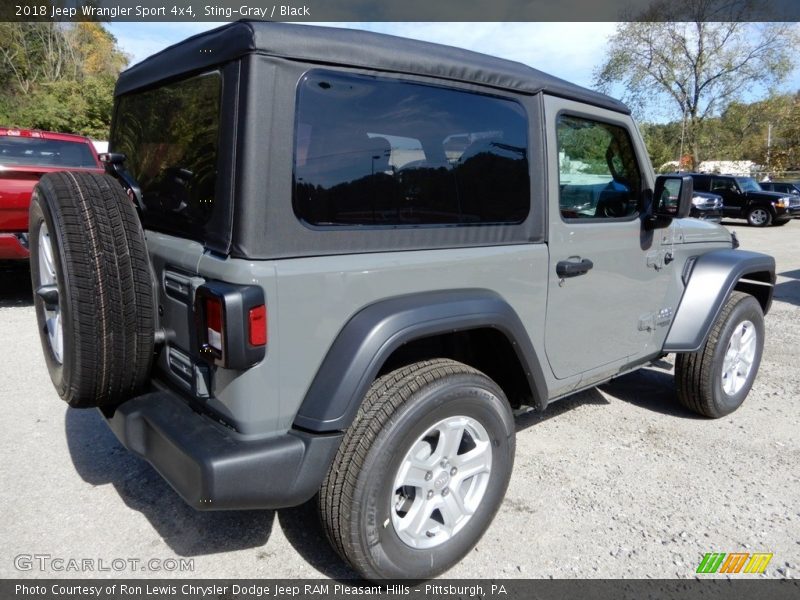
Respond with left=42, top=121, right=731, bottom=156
left=318, top=359, right=515, bottom=580
left=675, top=292, right=764, bottom=418
left=746, top=207, right=772, bottom=227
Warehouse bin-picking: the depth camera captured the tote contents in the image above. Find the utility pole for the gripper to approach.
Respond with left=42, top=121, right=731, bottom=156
left=678, top=107, right=687, bottom=172
left=765, top=123, right=772, bottom=178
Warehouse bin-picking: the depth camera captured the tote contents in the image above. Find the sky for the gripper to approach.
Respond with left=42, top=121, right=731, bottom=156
left=107, top=21, right=800, bottom=123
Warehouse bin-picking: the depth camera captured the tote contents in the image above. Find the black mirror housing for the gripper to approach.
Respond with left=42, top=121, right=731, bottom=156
left=99, top=152, right=146, bottom=213
left=98, top=152, right=127, bottom=165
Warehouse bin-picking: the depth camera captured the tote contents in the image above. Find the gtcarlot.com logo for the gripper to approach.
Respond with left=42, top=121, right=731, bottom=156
left=14, top=554, right=194, bottom=573
left=696, top=552, right=773, bottom=574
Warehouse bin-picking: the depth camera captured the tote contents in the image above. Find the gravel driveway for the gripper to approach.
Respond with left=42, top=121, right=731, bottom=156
left=1, top=219, right=798, bottom=580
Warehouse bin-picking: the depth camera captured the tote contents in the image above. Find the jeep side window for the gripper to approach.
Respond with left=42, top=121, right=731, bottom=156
left=293, top=70, right=530, bottom=227
left=111, top=71, right=222, bottom=241
left=693, top=175, right=711, bottom=192
left=712, top=177, right=736, bottom=193
left=556, top=115, right=642, bottom=220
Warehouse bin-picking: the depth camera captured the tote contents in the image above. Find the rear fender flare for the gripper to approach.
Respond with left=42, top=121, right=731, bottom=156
left=293, top=289, right=547, bottom=432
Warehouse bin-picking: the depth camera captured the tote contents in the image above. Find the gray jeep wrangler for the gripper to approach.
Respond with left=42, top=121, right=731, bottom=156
left=28, top=22, right=775, bottom=580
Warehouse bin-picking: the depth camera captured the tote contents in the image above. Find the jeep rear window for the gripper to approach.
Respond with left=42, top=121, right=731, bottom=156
left=293, top=70, right=529, bottom=227
left=0, top=137, right=97, bottom=168
left=110, top=72, right=221, bottom=241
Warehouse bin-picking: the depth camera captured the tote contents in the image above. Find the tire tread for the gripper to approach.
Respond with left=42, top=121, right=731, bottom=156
left=31, top=171, right=154, bottom=408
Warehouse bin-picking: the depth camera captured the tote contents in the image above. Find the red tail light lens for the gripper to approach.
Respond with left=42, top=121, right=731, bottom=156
left=248, top=305, right=267, bottom=346
left=205, top=296, right=223, bottom=352
left=194, top=282, right=265, bottom=369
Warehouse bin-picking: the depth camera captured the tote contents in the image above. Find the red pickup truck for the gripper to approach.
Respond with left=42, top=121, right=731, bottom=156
left=0, top=128, right=104, bottom=260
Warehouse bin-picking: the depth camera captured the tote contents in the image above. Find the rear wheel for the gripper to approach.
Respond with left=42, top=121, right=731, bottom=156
left=29, top=171, right=155, bottom=409
left=746, top=207, right=772, bottom=227
left=318, top=359, right=515, bottom=580
left=675, top=292, right=764, bottom=418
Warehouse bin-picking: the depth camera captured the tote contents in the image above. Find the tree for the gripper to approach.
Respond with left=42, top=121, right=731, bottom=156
left=69, top=22, right=128, bottom=77
left=752, top=93, right=800, bottom=172
left=637, top=91, right=800, bottom=175
left=0, top=23, right=78, bottom=93
left=594, top=0, right=798, bottom=169
left=0, top=22, right=128, bottom=139
left=638, top=121, right=684, bottom=171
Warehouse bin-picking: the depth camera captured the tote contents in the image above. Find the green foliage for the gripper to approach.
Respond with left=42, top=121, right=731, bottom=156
left=639, top=121, right=684, bottom=172
left=558, top=117, right=613, bottom=174
left=746, top=93, right=800, bottom=172
left=0, top=22, right=127, bottom=139
left=638, top=92, right=800, bottom=173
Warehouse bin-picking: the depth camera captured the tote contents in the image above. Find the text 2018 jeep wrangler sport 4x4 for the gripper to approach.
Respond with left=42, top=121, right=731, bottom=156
left=29, top=22, right=775, bottom=580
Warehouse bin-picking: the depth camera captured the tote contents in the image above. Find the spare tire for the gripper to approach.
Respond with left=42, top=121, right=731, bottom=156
left=29, top=171, right=155, bottom=409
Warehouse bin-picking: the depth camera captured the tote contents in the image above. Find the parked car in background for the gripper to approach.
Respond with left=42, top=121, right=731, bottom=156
left=0, top=128, right=103, bottom=260
left=689, top=190, right=723, bottom=222
left=687, top=173, right=800, bottom=227
left=759, top=181, right=800, bottom=196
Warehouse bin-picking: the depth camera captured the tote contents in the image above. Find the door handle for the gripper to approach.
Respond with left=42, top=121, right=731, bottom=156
left=556, top=258, right=594, bottom=278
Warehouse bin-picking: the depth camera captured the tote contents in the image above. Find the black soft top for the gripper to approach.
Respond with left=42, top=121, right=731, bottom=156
left=115, top=21, right=630, bottom=114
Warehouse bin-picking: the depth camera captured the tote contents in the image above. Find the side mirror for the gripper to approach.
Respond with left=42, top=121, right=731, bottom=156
left=646, top=175, right=693, bottom=230
left=98, top=152, right=127, bottom=165
left=99, top=152, right=145, bottom=213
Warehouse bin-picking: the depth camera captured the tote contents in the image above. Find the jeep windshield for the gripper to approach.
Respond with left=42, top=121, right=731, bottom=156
left=110, top=72, right=221, bottom=242
left=735, top=177, right=762, bottom=193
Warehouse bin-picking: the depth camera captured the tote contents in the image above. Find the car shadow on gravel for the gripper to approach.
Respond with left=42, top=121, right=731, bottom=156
left=720, top=220, right=766, bottom=229
left=601, top=367, right=702, bottom=419
left=65, top=408, right=276, bottom=557
left=514, top=387, right=609, bottom=432
left=0, top=261, right=33, bottom=307
left=515, top=366, right=700, bottom=430
left=775, top=269, right=800, bottom=308
left=65, top=407, right=360, bottom=578
left=278, top=501, right=361, bottom=580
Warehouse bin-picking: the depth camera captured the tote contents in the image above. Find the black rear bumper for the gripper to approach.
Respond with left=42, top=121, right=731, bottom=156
left=105, top=391, right=343, bottom=510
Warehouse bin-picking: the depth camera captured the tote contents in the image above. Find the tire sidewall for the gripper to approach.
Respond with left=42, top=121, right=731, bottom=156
left=354, top=375, right=515, bottom=579
left=709, top=296, right=764, bottom=416
left=29, top=188, right=76, bottom=398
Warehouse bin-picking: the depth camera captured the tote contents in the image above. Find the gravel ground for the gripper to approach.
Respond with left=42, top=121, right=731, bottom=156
left=0, top=219, right=798, bottom=580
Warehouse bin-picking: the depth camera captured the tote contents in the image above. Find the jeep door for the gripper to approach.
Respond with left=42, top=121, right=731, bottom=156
left=542, top=96, right=677, bottom=383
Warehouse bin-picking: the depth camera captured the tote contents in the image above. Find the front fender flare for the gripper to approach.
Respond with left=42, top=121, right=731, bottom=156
left=663, top=249, right=775, bottom=353
left=293, top=289, right=547, bottom=432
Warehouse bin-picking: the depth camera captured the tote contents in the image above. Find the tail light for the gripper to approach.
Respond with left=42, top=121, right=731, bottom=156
left=195, top=282, right=266, bottom=369
left=248, top=305, right=267, bottom=346
left=205, top=296, right=223, bottom=352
